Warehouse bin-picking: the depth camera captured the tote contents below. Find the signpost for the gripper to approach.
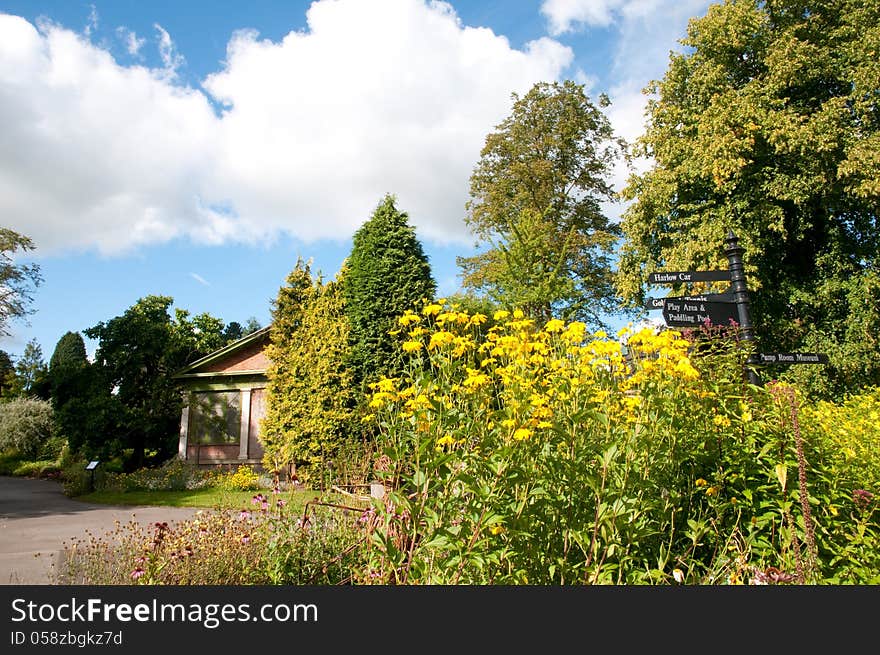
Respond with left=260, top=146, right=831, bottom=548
left=661, top=298, right=739, bottom=328
left=646, top=232, right=828, bottom=386
left=645, top=292, right=736, bottom=310
left=756, top=353, right=828, bottom=365
left=647, top=270, right=731, bottom=284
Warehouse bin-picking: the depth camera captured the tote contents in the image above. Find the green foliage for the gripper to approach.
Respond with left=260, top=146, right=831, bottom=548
left=172, top=308, right=232, bottom=364
left=49, top=331, right=87, bottom=372
left=0, top=396, right=55, bottom=459
left=0, top=228, right=42, bottom=337
left=343, top=194, right=436, bottom=387
left=458, top=80, right=626, bottom=326
left=0, top=350, right=15, bottom=396
left=617, top=0, right=880, bottom=398
left=12, top=459, right=61, bottom=478
left=359, top=306, right=879, bottom=584
left=83, top=295, right=211, bottom=468
left=262, top=259, right=357, bottom=482
left=56, top=491, right=365, bottom=585
left=6, top=339, right=50, bottom=399
left=100, top=458, right=216, bottom=493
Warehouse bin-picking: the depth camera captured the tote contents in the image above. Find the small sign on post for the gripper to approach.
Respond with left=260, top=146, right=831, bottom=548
left=85, top=460, right=99, bottom=492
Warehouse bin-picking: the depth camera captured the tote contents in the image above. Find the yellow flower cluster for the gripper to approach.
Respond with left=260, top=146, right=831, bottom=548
left=367, top=302, right=707, bottom=449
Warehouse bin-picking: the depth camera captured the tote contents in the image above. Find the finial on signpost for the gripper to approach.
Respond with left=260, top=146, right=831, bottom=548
left=723, top=232, right=761, bottom=385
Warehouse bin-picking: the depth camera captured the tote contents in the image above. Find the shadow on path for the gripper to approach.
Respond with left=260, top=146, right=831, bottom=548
left=0, top=476, right=205, bottom=585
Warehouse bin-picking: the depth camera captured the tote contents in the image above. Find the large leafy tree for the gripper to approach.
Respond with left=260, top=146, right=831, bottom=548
left=83, top=296, right=227, bottom=467
left=457, top=80, right=625, bottom=326
left=261, top=259, right=356, bottom=481
left=0, top=228, right=42, bottom=337
left=343, top=194, right=436, bottom=386
left=617, top=0, right=880, bottom=397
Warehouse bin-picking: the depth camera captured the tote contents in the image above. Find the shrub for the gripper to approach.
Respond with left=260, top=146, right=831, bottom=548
left=101, top=458, right=214, bottom=492
left=212, top=465, right=263, bottom=491
left=13, top=460, right=61, bottom=478
left=0, top=396, right=54, bottom=459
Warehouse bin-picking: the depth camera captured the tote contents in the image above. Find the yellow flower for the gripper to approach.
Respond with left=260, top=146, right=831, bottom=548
left=402, top=340, right=423, bottom=353
left=436, top=434, right=456, bottom=449
left=489, top=525, right=506, bottom=536
left=544, top=318, right=565, bottom=333
left=562, top=321, right=587, bottom=344
left=374, top=377, right=397, bottom=393
left=398, top=311, right=421, bottom=326
left=712, top=415, right=731, bottom=428
left=513, top=427, right=532, bottom=441
left=470, top=313, right=488, bottom=326
left=501, top=418, right=516, bottom=429
left=695, top=478, right=708, bottom=487
left=428, top=331, right=455, bottom=349
left=493, top=310, right=510, bottom=321
left=706, top=485, right=720, bottom=496
left=513, top=309, right=525, bottom=319
left=422, top=303, right=442, bottom=316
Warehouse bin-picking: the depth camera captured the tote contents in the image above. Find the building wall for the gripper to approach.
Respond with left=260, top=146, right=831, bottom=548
left=200, top=341, right=270, bottom=373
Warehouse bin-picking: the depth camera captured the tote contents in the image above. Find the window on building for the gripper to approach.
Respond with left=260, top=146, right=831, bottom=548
left=188, top=390, right=241, bottom=444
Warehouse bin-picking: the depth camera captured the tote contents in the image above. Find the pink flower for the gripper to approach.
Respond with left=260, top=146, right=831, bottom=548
left=854, top=489, right=874, bottom=509
left=131, top=567, right=145, bottom=580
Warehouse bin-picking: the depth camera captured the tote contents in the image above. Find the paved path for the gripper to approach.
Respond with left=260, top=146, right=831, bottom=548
left=0, top=476, right=204, bottom=584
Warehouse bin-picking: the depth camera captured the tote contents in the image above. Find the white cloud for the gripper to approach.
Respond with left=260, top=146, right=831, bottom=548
left=154, top=23, right=184, bottom=78
left=541, top=0, right=629, bottom=34
left=116, top=27, right=145, bottom=57
left=189, top=272, right=210, bottom=286
left=202, top=0, right=572, bottom=246
left=558, top=1, right=713, bottom=206
left=0, top=13, right=222, bottom=256
left=0, top=0, right=573, bottom=256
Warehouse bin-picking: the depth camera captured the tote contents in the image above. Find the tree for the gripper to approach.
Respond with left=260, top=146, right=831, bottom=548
left=9, top=339, right=50, bottom=399
left=242, top=316, right=262, bottom=336
left=457, top=80, right=625, bottom=326
left=342, top=194, right=436, bottom=386
left=0, top=350, right=15, bottom=397
left=84, top=296, right=189, bottom=467
left=47, top=331, right=91, bottom=449
left=172, top=309, right=227, bottom=364
left=616, top=0, right=880, bottom=397
left=261, top=259, right=356, bottom=481
left=0, top=228, right=42, bottom=337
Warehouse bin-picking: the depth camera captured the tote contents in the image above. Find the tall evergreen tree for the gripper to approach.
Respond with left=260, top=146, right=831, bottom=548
left=261, top=260, right=356, bottom=481
left=10, top=339, right=49, bottom=399
left=48, top=331, right=90, bottom=450
left=342, top=194, right=436, bottom=386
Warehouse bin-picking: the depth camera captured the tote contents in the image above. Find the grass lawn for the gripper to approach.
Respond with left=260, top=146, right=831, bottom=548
left=77, top=487, right=366, bottom=515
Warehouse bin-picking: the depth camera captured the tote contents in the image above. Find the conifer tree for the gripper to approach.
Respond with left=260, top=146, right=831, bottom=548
left=260, top=260, right=356, bottom=482
left=343, top=194, right=436, bottom=387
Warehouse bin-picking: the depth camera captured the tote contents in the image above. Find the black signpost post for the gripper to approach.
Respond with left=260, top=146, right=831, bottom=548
left=646, top=231, right=827, bottom=387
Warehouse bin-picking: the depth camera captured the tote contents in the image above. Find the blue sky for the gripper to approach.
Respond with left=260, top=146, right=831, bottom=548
left=0, top=0, right=713, bottom=362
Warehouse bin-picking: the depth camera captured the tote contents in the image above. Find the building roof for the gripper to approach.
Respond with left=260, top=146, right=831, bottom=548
left=172, top=325, right=272, bottom=380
